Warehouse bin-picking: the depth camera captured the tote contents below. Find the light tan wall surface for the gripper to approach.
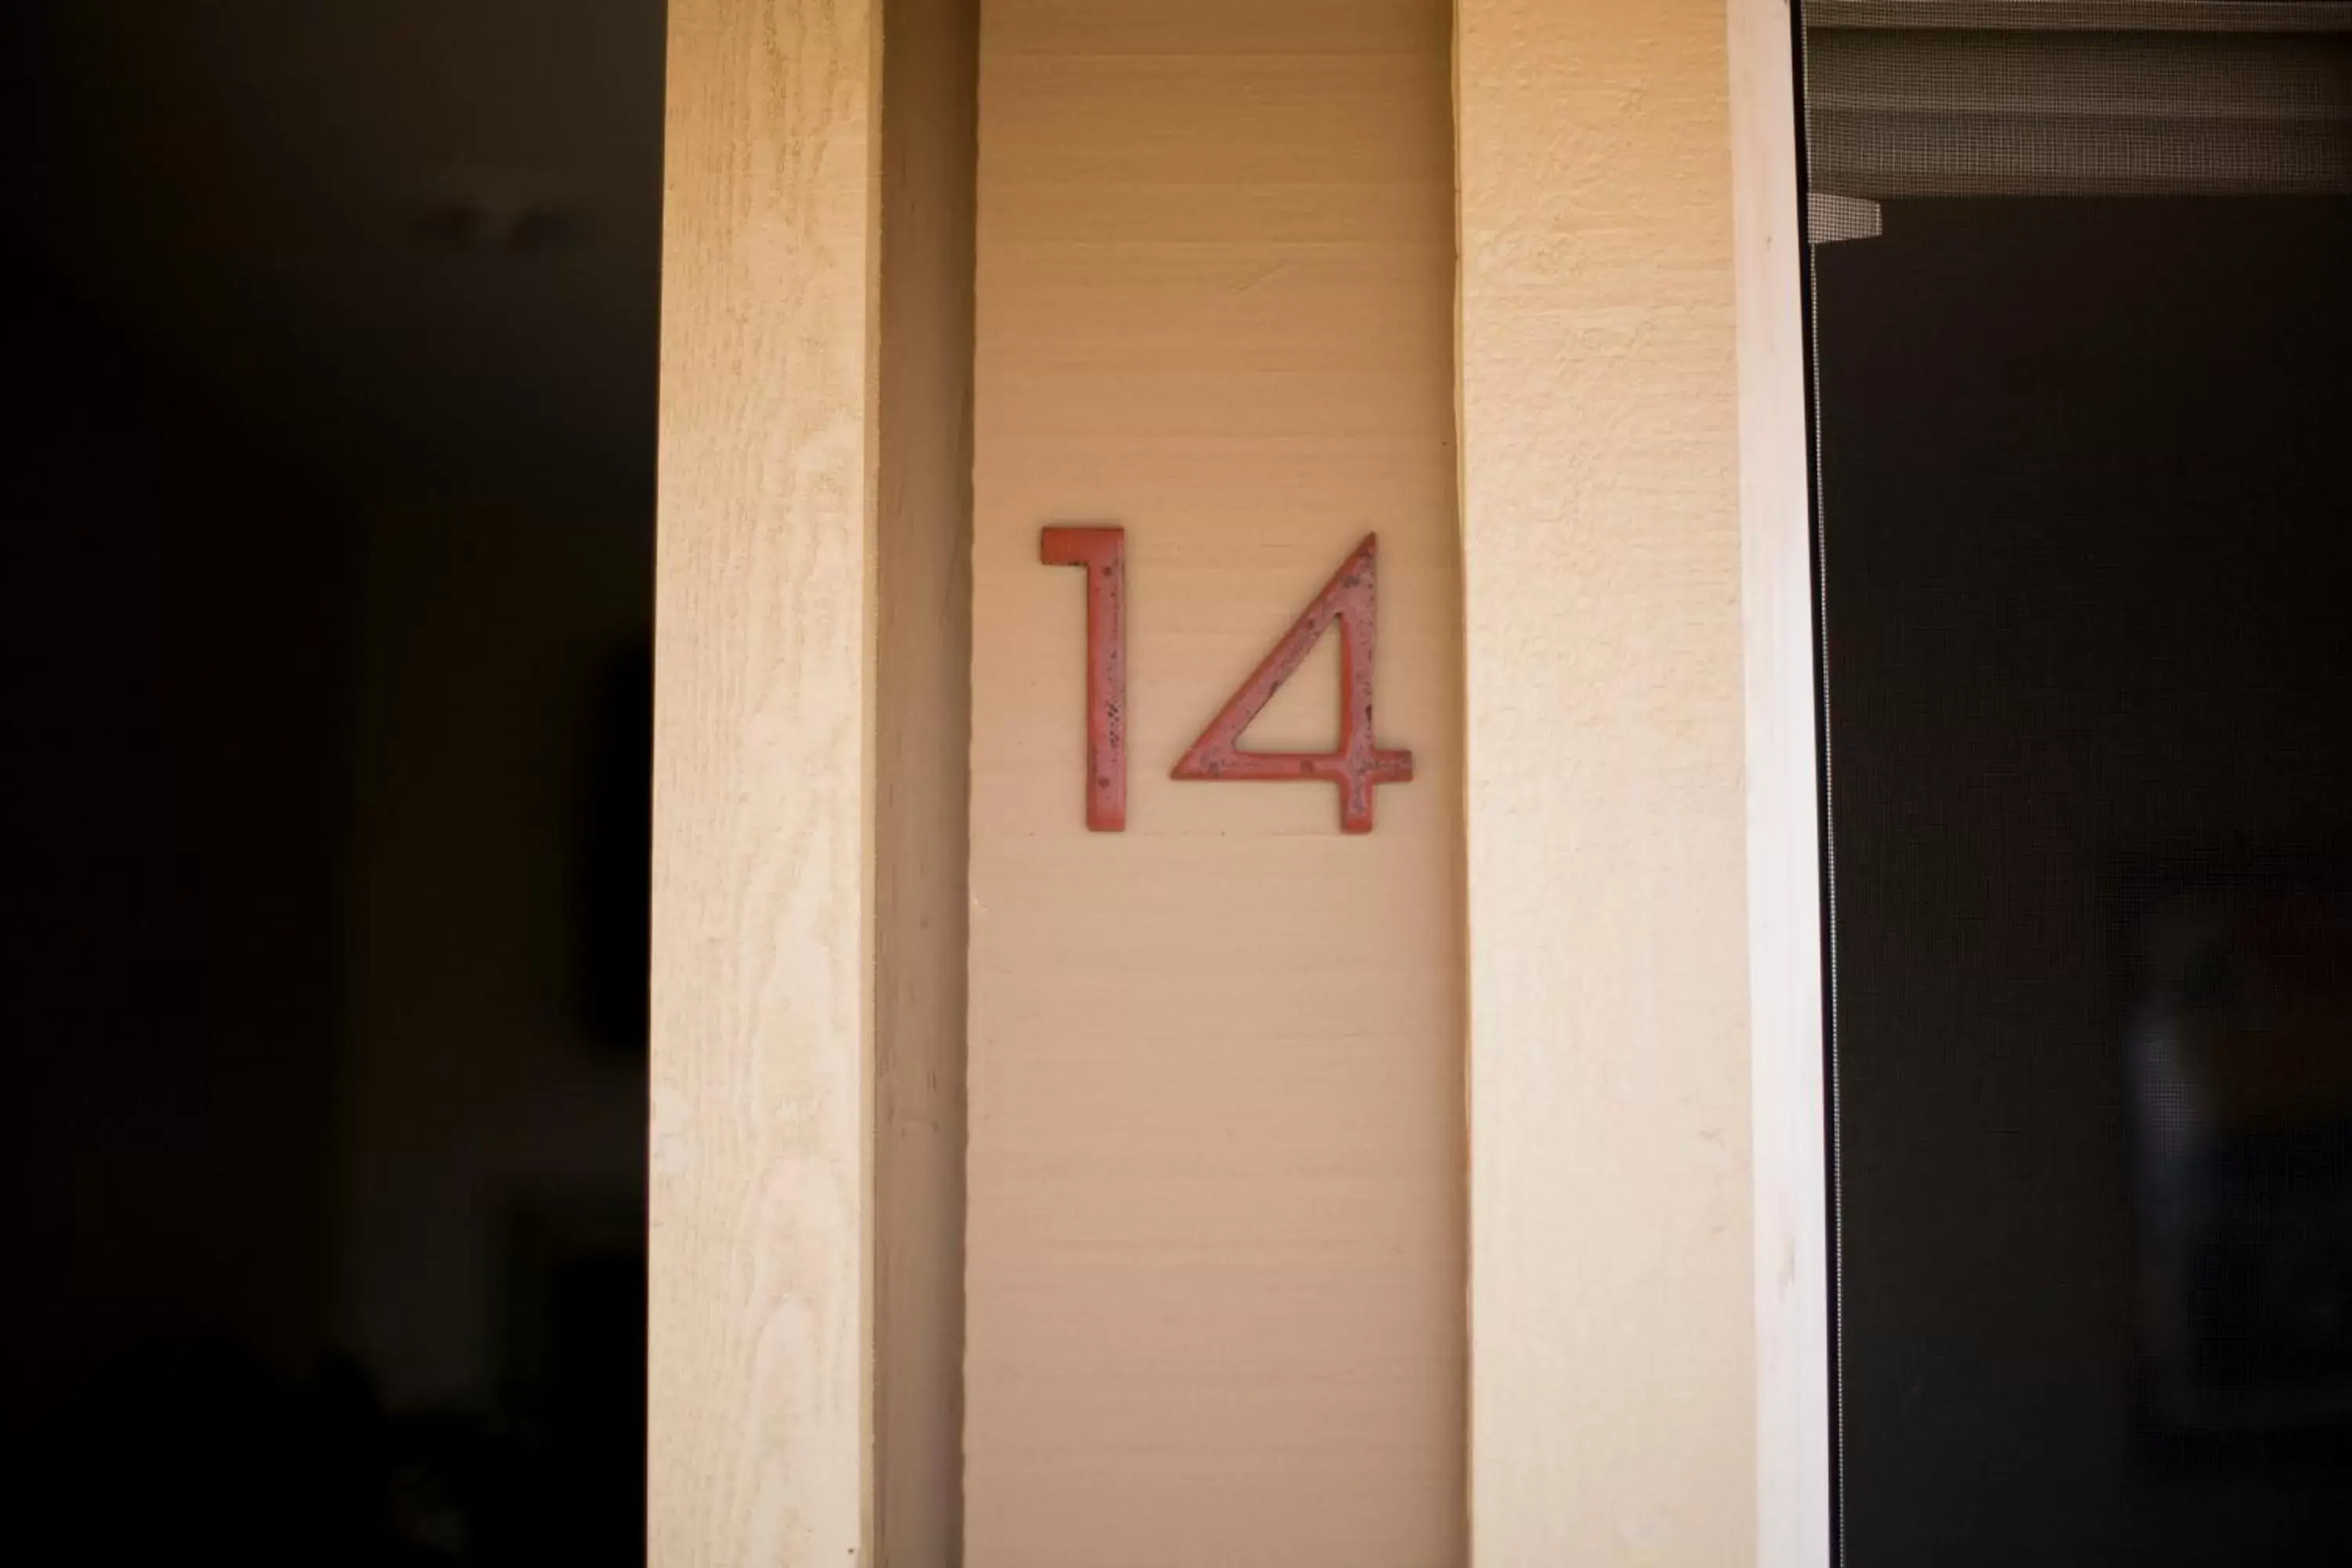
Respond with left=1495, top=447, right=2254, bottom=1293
left=1457, top=0, right=1760, bottom=1563
left=965, top=2, right=1465, bottom=1564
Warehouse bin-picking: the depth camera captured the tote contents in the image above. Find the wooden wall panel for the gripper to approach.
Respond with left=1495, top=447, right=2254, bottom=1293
left=654, top=0, right=979, bottom=1562
left=964, top=3, right=1465, bottom=1565
left=1457, top=0, right=1762, bottom=1563
left=649, top=2, right=881, bottom=1562
left=651, top=0, right=877, bottom=1561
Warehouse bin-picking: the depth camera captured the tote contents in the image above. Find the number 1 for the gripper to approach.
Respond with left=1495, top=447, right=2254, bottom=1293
left=1039, top=525, right=1127, bottom=832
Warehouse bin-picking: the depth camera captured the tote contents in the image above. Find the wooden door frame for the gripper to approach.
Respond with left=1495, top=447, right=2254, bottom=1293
left=1456, top=1, right=1826, bottom=1562
left=648, top=0, right=1828, bottom=1562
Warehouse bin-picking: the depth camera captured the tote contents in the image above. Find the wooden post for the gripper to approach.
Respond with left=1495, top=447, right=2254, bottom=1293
left=652, top=0, right=879, bottom=1560
left=1457, top=0, right=1820, bottom=1560
left=652, top=0, right=978, bottom=1563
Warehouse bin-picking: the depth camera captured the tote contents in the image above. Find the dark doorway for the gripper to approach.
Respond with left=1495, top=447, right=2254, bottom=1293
left=5, top=5, right=664, bottom=1563
left=1806, top=10, right=2352, bottom=1563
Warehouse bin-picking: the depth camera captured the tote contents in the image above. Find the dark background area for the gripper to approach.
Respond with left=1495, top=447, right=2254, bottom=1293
left=1819, top=197, right=2352, bottom=1566
left=3, top=4, right=663, bottom=1563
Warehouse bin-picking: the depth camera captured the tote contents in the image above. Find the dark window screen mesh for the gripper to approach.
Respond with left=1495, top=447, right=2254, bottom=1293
left=1799, top=5, right=2352, bottom=1565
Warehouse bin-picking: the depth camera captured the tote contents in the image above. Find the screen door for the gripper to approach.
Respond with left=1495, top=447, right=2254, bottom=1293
left=1801, top=5, right=2352, bottom=1563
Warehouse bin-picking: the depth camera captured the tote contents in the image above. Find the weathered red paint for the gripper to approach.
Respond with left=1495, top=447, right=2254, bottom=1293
left=1040, top=524, right=1127, bottom=832
left=1173, top=532, right=1412, bottom=833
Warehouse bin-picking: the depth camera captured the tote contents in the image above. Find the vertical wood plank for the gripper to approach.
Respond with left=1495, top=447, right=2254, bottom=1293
left=1731, top=2, right=1832, bottom=1564
left=1457, top=1, right=1759, bottom=1561
left=874, top=0, right=978, bottom=1562
left=651, top=1, right=879, bottom=1563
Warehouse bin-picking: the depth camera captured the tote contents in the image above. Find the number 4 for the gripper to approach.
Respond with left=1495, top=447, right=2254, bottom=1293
left=1174, top=533, right=1412, bottom=833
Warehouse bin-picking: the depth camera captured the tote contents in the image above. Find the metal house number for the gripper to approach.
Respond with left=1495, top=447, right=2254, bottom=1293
left=1040, top=527, right=1414, bottom=835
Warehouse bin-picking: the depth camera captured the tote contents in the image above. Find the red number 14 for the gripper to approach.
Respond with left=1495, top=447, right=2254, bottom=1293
left=1040, top=528, right=1412, bottom=835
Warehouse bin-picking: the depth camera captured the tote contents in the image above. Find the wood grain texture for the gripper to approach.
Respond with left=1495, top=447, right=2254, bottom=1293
left=1457, top=1, right=1759, bottom=1562
left=651, top=1, right=878, bottom=1563
left=1731, top=2, right=1832, bottom=1564
left=964, top=2, right=1465, bottom=1563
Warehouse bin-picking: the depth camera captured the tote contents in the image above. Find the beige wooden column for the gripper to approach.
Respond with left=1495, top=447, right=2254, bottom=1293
left=652, top=0, right=878, bottom=1559
left=1457, top=0, right=1821, bottom=1562
left=652, top=0, right=976, bottom=1563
